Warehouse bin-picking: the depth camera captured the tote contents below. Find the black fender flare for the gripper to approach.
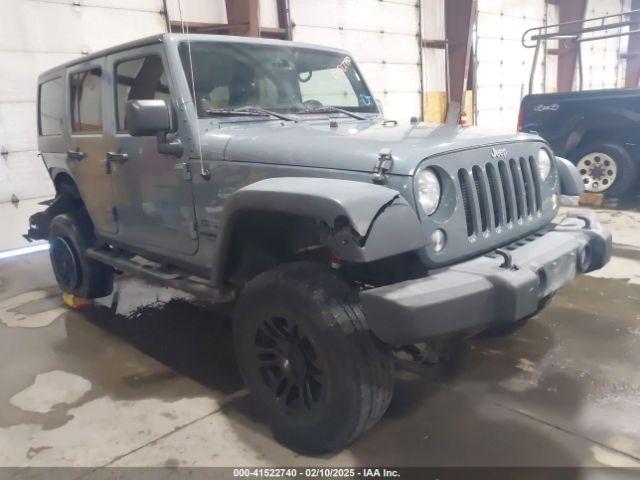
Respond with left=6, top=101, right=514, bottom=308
left=556, top=157, right=584, bottom=196
left=211, top=177, right=427, bottom=286
left=564, top=107, right=640, bottom=154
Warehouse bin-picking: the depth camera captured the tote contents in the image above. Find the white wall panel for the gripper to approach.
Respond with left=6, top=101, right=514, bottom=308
left=580, top=0, right=625, bottom=91
left=475, top=0, right=546, bottom=131
left=0, top=0, right=166, bottom=203
left=0, top=103, right=39, bottom=155
left=421, top=0, right=446, bottom=101
left=260, top=0, right=280, bottom=28
left=290, top=0, right=421, bottom=120
left=166, top=0, right=227, bottom=24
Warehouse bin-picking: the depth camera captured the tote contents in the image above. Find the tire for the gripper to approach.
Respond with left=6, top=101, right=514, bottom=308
left=477, top=294, right=555, bottom=339
left=572, top=142, right=638, bottom=197
left=233, top=261, right=394, bottom=452
left=49, top=213, right=114, bottom=299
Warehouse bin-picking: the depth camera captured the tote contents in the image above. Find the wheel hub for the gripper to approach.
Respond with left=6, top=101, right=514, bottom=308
left=254, top=316, right=323, bottom=415
left=576, top=152, right=617, bottom=193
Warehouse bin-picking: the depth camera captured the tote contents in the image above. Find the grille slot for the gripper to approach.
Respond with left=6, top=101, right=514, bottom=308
left=486, top=163, right=504, bottom=229
left=498, top=160, right=516, bottom=224
left=458, top=169, right=474, bottom=237
left=457, top=155, right=543, bottom=239
left=509, top=158, right=526, bottom=219
left=472, top=166, right=490, bottom=232
left=520, top=156, right=537, bottom=215
left=529, top=155, right=543, bottom=211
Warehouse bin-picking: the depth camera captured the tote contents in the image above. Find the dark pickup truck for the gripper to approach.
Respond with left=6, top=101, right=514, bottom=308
left=519, top=88, right=640, bottom=197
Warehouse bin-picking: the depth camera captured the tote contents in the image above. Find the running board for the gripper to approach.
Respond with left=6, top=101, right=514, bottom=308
left=86, top=248, right=234, bottom=302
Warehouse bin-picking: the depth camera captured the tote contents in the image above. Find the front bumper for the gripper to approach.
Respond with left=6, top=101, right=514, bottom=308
left=360, top=211, right=612, bottom=345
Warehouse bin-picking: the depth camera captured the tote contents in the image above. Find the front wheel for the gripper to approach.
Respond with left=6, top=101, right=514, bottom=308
left=233, top=262, right=394, bottom=452
left=573, top=143, right=638, bottom=197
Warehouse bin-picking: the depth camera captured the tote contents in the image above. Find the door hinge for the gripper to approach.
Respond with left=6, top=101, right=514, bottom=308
left=189, top=221, right=198, bottom=240
left=372, top=148, right=393, bottom=184
left=175, top=162, right=192, bottom=181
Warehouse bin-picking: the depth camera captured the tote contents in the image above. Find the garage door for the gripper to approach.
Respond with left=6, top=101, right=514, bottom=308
left=289, top=0, right=422, bottom=122
left=580, top=0, right=627, bottom=90
left=475, top=0, right=547, bottom=131
left=0, top=0, right=166, bottom=204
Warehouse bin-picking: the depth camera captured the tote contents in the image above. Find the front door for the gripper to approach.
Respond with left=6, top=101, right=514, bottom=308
left=67, top=60, right=117, bottom=234
left=105, top=47, right=198, bottom=255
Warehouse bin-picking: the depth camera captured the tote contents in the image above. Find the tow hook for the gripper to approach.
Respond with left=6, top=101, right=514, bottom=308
left=495, top=249, right=516, bottom=270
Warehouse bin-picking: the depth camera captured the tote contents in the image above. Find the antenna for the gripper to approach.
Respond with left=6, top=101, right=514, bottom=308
left=176, top=0, right=209, bottom=178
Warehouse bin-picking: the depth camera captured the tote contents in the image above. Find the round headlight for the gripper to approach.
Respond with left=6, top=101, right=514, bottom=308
left=417, top=168, right=441, bottom=215
left=538, top=149, right=552, bottom=180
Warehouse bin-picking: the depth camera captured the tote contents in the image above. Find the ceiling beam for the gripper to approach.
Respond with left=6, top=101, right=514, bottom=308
left=225, top=0, right=260, bottom=37
left=626, top=0, right=640, bottom=88
left=557, top=0, right=588, bottom=92
left=444, top=0, right=477, bottom=123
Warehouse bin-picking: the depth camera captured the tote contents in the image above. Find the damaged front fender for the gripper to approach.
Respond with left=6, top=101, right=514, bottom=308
left=213, top=177, right=427, bottom=282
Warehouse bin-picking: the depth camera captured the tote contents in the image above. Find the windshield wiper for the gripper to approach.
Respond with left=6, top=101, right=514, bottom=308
left=204, top=106, right=296, bottom=122
left=295, top=106, right=367, bottom=120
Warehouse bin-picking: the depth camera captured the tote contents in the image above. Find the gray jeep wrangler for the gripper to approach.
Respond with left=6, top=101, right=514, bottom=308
left=29, top=33, right=611, bottom=452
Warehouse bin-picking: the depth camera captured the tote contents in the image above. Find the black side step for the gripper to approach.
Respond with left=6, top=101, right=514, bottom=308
left=86, top=248, right=234, bottom=302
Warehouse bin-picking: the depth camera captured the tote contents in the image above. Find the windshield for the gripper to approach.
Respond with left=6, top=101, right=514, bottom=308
left=178, top=41, right=378, bottom=118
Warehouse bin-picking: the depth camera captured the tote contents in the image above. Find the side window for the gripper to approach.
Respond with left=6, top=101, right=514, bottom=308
left=39, top=77, right=64, bottom=136
left=299, top=68, right=359, bottom=107
left=115, top=56, right=171, bottom=131
left=70, top=68, right=103, bottom=133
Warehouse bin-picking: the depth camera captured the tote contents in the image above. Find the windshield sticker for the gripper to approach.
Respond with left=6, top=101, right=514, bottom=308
left=337, top=56, right=352, bottom=73
left=360, top=94, right=373, bottom=106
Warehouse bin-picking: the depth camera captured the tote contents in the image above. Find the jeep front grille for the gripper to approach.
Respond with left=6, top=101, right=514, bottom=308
left=457, top=156, right=541, bottom=238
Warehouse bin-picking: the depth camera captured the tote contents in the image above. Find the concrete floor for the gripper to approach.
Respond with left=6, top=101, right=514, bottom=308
left=0, top=205, right=639, bottom=468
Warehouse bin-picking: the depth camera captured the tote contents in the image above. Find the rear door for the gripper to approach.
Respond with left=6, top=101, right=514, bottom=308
left=104, top=46, right=198, bottom=255
left=67, top=59, right=117, bottom=234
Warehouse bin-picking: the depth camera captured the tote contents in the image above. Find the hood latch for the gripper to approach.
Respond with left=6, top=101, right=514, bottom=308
left=372, top=148, right=393, bottom=184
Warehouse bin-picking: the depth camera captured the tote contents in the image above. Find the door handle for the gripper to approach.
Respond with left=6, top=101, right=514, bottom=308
left=67, top=149, right=85, bottom=161
left=106, top=152, right=128, bottom=163
left=104, top=152, right=128, bottom=174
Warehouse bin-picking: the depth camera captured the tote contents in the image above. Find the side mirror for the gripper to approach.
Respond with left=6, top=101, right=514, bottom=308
left=125, top=99, right=170, bottom=136
left=125, top=99, right=183, bottom=157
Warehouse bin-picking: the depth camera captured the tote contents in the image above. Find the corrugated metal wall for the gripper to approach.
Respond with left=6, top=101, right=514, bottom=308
left=289, top=0, right=422, bottom=122
left=0, top=0, right=167, bottom=204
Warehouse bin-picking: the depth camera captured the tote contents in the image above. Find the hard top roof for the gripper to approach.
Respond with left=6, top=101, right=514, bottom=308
left=39, top=33, right=351, bottom=79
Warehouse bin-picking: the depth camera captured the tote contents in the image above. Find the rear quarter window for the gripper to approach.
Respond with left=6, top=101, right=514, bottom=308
left=38, top=77, right=64, bottom=136
left=70, top=68, right=103, bottom=133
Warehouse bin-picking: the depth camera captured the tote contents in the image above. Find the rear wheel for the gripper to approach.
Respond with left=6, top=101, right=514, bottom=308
left=573, top=142, right=638, bottom=197
left=49, top=213, right=113, bottom=299
left=233, top=262, right=394, bottom=452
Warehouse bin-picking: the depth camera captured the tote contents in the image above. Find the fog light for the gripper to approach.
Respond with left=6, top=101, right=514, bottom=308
left=431, top=229, right=446, bottom=252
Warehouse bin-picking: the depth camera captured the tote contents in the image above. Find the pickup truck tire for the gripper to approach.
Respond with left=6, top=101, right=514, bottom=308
left=573, top=142, right=637, bottom=197
left=49, top=213, right=114, bottom=299
left=233, top=261, right=394, bottom=452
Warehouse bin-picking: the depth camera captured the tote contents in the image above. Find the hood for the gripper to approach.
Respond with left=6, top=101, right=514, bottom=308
left=200, top=118, right=542, bottom=176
